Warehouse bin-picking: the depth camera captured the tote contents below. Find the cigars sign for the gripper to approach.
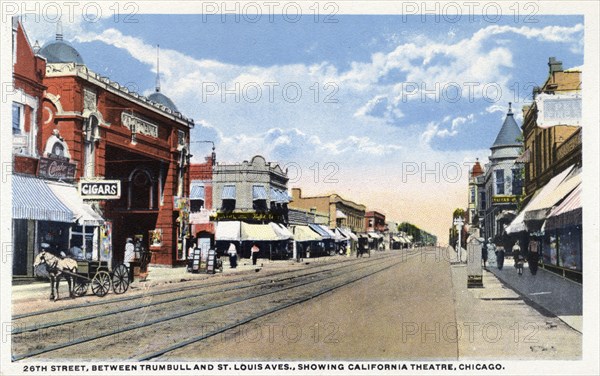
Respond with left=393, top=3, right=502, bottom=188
left=37, top=156, right=76, bottom=180
left=79, top=180, right=121, bottom=200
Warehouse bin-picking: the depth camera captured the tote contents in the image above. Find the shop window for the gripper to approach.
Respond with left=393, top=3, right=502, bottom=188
left=70, top=225, right=95, bottom=260
left=495, top=170, right=505, bottom=195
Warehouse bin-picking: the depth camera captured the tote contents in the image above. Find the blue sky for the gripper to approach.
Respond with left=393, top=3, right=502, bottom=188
left=21, top=13, right=584, bottom=240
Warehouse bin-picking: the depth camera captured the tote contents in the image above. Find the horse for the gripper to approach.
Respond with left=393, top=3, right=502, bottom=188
left=33, top=251, right=78, bottom=301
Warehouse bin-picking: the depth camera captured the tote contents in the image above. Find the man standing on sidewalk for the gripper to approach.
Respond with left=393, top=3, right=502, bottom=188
left=528, top=239, right=540, bottom=275
left=251, top=243, right=260, bottom=266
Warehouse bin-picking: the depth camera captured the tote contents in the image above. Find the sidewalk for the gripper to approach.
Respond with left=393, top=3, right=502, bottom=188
left=451, top=262, right=581, bottom=359
left=487, top=260, right=582, bottom=333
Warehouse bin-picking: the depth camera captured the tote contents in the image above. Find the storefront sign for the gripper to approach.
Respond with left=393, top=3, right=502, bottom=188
left=536, top=93, right=581, bottom=128
left=211, top=211, right=276, bottom=221
left=492, top=195, right=518, bottom=204
left=121, top=112, right=158, bottom=138
left=79, top=180, right=121, bottom=199
left=37, top=156, right=76, bottom=180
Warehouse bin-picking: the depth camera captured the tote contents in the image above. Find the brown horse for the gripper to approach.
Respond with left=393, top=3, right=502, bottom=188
left=33, top=251, right=78, bottom=301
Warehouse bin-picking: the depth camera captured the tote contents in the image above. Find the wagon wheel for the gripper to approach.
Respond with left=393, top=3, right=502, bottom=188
left=91, top=271, right=111, bottom=297
left=73, top=276, right=89, bottom=297
left=112, top=264, right=130, bottom=294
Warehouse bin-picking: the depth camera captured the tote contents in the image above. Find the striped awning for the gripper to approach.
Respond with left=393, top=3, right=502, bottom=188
left=309, top=224, right=332, bottom=239
left=190, top=184, right=205, bottom=200
left=46, top=181, right=104, bottom=226
left=341, top=227, right=359, bottom=241
left=222, top=185, right=236, bottom=200
left=544, top=183, right=582, bottom=231
left=335, top=228, right=349, bottom=241
left=253, top=185, right=268, bottom=200
left=12, top=175, right=73, bottom=223
left=270, top=187, right=290, bottom=203
left=293, top=225, right=322, bottom=242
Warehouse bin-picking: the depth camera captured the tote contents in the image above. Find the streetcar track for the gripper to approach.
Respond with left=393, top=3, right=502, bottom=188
left=13, top=253, right=395, bottom=320
left=12, top=255, right=394, bottom=335
left=139, top=259, right=404, bottom=361
left=13, top=253, right=413, bottom=361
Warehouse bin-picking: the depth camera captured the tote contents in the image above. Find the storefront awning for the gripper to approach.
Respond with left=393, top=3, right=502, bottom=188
left=253, top=185, right=268, bottom=200
left=506, top=165, right=575, bottom=234
left=334, top=228, right=349, bottom=241
left=241, top=222, right=280, bottom=241
left=341, top=227, right=359, bottom=241
left=368, top=232, right=382, bottom=239
left=270, top=222, right=293, bottom=240
left=215, top=221, right=241, bottom=241
left=190, top=184, right=205, bottom=200
left=222, top=185, right=236, bottom=200
left=318, top=225, right=337, bottom=239
left=292, top=225, right=322, bottom=242
left=47, top=181, right=104, bottom=226
left=544, top=183, right=582, bottom=231
left=12, top=175, right=73, bottom=223
left=270, top=188, right=290, bottom=203
left=524, top=166, right=581, bottom=222
left=309, top=224, right=333, bottom=239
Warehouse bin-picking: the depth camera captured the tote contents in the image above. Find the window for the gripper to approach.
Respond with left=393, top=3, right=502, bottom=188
left=12, top=103, right=23, bottom=135
left=128, top=169, right=155, bottom=210
left=470, top=187, right=476, bottom=203
left=84, top=116, right=99, bottom=178
left=495, top=170, right=505, bottom=195
left=480, top=191, right=487, bottom=210
left=252, top=185, right=268, bottom=212
left=221, top=185, right=236, bottom=212
left=190, top=183, right=205, bottom=212
left=512, top=168, right=523, bottom=196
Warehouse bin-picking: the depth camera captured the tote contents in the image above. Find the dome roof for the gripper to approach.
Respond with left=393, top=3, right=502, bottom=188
left=39, top=40, right=84, bottom=64
left=492, top=103, right=521, bottom=148
left=148, top=91, right=178, bottom=112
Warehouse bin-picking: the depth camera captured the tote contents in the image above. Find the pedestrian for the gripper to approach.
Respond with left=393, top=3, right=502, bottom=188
left=528, top=239, right=540, bottom=275
left=251, top=243, right=260, bottom=265
left=481, top=241, right=488, bottom=269
left=346, top=243, right=351, bottom=257
left=496, top=244, right=505, bottom=270
left=227, top=242, right=238, bottom=268
left=124, top=238, right=135, bottom=282
left=516, top=254, right=525, bottom=276
left=486, top=239, right=496, bottom=268
left=512, top=241, right=521, bottom=269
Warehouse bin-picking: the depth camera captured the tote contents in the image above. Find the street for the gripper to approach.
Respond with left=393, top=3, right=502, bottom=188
left=11, top=248, right=581, bottom=361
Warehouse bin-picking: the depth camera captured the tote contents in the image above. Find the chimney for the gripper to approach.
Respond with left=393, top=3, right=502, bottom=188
left=548, top=57, right=563, bottom=74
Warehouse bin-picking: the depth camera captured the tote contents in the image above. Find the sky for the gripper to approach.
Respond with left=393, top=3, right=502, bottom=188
left=19, top=9, right=584, bottom=242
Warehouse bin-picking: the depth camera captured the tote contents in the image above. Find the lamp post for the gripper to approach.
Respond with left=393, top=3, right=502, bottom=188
left=453, top=216, right=464, bottom=262
left=189, top=140, right=216, bottom=166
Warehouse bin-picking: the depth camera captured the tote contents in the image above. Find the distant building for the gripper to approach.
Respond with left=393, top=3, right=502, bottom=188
left=211, top=155, right=289, bottom=224
left=289, top=188, right=366, bottom=233
left=189, top=153, right=215, bottom=248
left=467, top=159, right=485, bottom=226
left=365, top=211, right=386, bottom=233
left=481, top=103, right=523, bottom=241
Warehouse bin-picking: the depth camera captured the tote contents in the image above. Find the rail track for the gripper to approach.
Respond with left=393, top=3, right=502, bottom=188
left=12, top=250, right=418, bottom=361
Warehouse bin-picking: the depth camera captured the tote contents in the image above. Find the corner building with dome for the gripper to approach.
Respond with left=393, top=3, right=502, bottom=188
left=11, top=20, right=194, bottom=275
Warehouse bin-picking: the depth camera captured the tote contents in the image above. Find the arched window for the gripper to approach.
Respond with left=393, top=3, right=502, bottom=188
left=128, top=168, right=155, bottom=210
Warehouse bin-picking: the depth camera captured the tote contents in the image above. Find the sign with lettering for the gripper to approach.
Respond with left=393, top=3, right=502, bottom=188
left=492, top=195, right=518, bottom=204
left=536, top=93, right=581, bottom=128
left=79, top=180, right=121, bottom=199
left=121, top=112, right=158, bottom=138
left=211, top=211, right=276, bottom=221
left=37, top=156, right=76, bottom=180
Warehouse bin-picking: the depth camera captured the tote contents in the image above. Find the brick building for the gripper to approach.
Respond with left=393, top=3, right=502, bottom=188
left=12, top=21, right=195, bottom=274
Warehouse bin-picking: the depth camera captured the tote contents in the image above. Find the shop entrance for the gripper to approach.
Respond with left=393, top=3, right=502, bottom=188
left=103, top=145, right=167, bottom=264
